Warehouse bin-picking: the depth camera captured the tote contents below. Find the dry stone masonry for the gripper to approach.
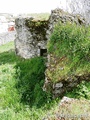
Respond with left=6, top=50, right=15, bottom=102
left=15, top=8, right=86, bottom=59
left=15, top=17, right=48, bottom=59
left=15, top=8, right=89, bottom=98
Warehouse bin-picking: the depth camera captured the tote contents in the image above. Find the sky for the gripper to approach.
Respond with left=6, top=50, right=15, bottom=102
left=0, top=0, right=60, bottom=14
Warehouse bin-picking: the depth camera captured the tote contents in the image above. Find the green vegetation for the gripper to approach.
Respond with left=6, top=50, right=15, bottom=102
left=0, top=21, right=90, bottom=119
left=44, top=99, right=90, bottom=120
left=0, top=42, right=56, bottom=120
left=47, top=22, right=90, bottom=82
left=25, top=20, right=48, bottom=30
left=15, top=57, right=51, bottom=107
left=25, top=20, right=48, bottom=38
left=65, top=81, right=90, bottom=99
left=26, top=13, right=50, bottom=20
left=0, top=42, right=14, bottom=53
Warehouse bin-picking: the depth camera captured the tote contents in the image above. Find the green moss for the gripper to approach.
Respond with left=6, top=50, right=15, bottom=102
left=25, top=19, right=48, bottom=30
left=25, top=19, right=48, bottom=41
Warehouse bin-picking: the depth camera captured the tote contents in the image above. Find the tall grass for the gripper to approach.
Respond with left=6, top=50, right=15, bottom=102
left=0, top=42, right=55, bottom=120
left=15, top=57, right=52, bottom=107
left=47, top=22, right=90, bottom=82
left=0, top=26, right=90, bottom=119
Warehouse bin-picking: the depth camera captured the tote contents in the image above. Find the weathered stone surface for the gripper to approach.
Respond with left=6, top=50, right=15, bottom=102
left=59, top=0, right=90, bottom=24
left=46, top=8, right=86, bottom=42
left=44, top=72, right=90, bottom=98
left=15, top=8, right=89, bottom=98
left=15, top=17, right=48, bottom=59
left=15, top=8, right=86, bottom=59
left=59, top=96, right=75, bottom=106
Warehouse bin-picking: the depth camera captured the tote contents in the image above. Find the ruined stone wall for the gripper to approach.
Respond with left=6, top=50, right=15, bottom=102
left=15, top=8, right=88, bottom=98
left=15, top=9, right=86, bottom=59
left=46, top=9, right=86, bottom=40
left=43, top=9, right=89, bottom=98
left=15, top=17, right=48, bottom=59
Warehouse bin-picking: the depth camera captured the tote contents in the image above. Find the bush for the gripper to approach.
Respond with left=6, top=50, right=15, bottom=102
left=15, top=57, right=52, bottom=107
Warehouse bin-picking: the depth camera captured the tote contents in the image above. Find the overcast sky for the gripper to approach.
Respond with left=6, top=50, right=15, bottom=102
left=0, top=0, right=60, bottom=14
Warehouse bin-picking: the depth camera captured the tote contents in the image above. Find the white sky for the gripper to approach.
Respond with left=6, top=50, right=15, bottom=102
left=0, top=0, right=60, bottom=14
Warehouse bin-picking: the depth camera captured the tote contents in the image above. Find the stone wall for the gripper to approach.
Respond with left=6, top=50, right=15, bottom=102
left=15, top=8, right=86, bottom=59
left=15, top=8, right=88, bottom=98
left=43, top=9, right=89, bottom=98
left=44, top=75, right=90, bottom=98
left=0, top=31, right=16, bottom=46
left=46, top=9, right=86, bottom=40
left=15, top=17, right=48, bottom=59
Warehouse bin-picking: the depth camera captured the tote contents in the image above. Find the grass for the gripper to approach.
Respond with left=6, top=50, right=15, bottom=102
left=0, top=42, right=14, bottom=53
left=25, top=13, right=50, bottom=20
left=47, top=22, right=90, bottom=82
left=0, top=42, right=57, bottom=120
left=65, top=81, right=90, bottom=99
left=0, top=41, right=90, bottom=120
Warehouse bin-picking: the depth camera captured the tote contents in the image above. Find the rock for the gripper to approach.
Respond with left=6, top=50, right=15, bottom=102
left=59, top=0, right=90, bottom=24
left=15, top=17, right=48, bottom=59
left=53, top=82, right=63, bottom=89
left=59, top=96, right=75, bottom=106
left=44, top=72, right=90, bottom=98
left=14, top=8, right=89, bottom=98
left=15, top=9, right=86, bottom=59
